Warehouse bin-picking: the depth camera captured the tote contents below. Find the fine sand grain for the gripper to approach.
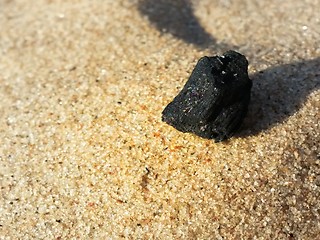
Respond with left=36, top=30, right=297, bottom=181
left=0, top=0, right=319, bottom=239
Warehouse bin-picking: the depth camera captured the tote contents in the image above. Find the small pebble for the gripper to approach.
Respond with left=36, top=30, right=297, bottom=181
left=162, top=50, right=252, bottom=142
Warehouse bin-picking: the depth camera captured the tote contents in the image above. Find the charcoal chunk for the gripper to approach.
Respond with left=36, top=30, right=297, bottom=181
left=162, top=50, right=252, bottom=142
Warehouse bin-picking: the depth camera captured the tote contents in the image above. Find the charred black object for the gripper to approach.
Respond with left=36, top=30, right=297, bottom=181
left=162, top=50, right=252, bottom=142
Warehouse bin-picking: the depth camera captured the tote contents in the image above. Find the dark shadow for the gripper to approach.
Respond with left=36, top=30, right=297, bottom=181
left=137, top=0, right=319, bottom=138
left=238, top=58, right=320, bottom=137
left=138, top=0, right=233, bottom=50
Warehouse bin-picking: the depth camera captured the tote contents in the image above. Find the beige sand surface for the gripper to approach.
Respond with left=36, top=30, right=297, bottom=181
left=0, top=0, right=319, bottom=239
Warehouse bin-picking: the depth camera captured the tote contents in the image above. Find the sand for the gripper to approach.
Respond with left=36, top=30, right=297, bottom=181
left=0, top=0, right=319, bottom=239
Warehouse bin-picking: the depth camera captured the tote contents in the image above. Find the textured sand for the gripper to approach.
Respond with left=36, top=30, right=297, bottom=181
left=0, top=0, right=319, bottom=239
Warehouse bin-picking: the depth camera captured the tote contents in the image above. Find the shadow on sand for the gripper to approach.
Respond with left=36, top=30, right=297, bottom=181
left=138, top=0, right=233, bottom=50
left=240, top=58, right=320, bottom=137
left=138, top=0, right=320, bottom=137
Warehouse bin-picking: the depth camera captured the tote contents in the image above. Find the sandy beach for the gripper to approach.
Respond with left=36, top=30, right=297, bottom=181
left=0, top=0, right=319, bottom=239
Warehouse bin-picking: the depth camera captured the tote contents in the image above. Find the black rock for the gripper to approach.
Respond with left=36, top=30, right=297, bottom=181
left=162, top=50, right=252, bottom=142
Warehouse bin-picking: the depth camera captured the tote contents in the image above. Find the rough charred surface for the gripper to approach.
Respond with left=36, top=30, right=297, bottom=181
left=162, top=50, right=252, bottom=142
